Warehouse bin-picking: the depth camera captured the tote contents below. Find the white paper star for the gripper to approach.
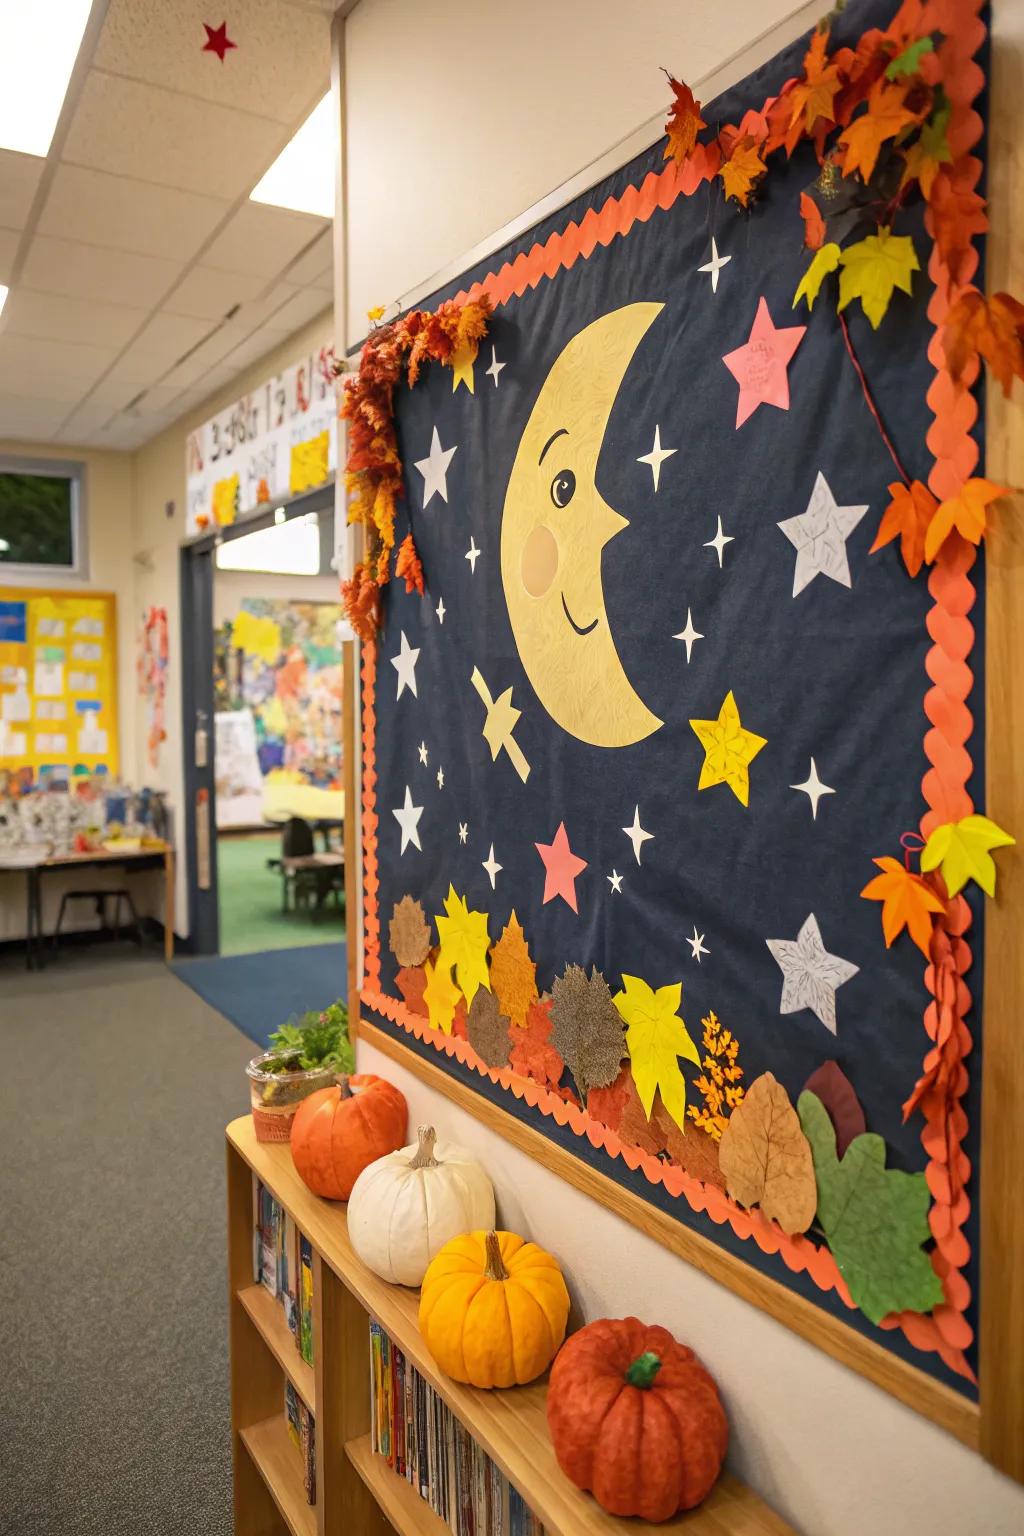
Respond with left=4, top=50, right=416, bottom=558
left=485, top=346, right=505, bottom=387
left=458, top=822, right=468, bottom=845
left=673, top=608, right=704, bottom=662
left=697, top=236, right=732, bottom=293
left=417, top=741, right=428, bottom=766
left=607, top=869, right=623, bottom=894
left=392, top=786, right=423, bottom=855
left=704, top=516, right=735, bottom=568
left=766, top=913, right=859, bottom=1034
left=637, top=425, right=678, bottom=492
left=436, top=766, right=444, bottom=789
left=687, top=926, right=709, bottom=962
left=465, top=538, right=481, bottom=573
left=622, top=805, right=653, bottom=865
left=777, top=472, right=869, bottom=597
left=414, top=425, right=457, bottom=507
left=435, top=597, right=446, bottom=625
left=391, top=631, right=420, bottom=699
left=791, top=758, right=835, bottom=820
left=482, top=844, right=502, bottom=889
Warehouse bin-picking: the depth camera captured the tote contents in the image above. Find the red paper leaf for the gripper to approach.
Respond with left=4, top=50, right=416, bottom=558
left=803, top=1060, right=866, bottom=1157
left=508, top=998, right=563, bottom=1089
left=664, top=77, right=706, bottom=165
left=799, top=191, right=826, bottom=251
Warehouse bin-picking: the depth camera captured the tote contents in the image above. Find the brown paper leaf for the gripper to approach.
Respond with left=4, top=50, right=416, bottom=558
left=618, top=1072, right=664, bottom=1156
left=395, top=965, right=429, bottom=1018
left=489, top=910, right=538, bottom=1028
left=653, top=1101, right=728, bottom=1192
left=550, top=964, right=626, bottom=1103
left=718, top=1071, right=816, bottom=1234
left=389, top=894, right=431, bottom=967
left=508, top=997, right=563, bottom=1088
left=466, top=988, right=512, bottom=1068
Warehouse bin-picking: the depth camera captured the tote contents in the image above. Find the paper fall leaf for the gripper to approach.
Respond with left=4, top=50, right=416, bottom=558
left=799, top=190, right=826, bottom=251
left=686, top=1010, right=745, bottom=1142
left=488, top=911, right=538, bottom=1028
left=788, top=28, right=843, bottom=134
left=654, top=1102, right=728, bottom=1191
left=719, top=137, right=767, bottom=206
left=923, top=477, right=1009, bottom=564
left=928, top=168, right=988, bottom=287
left=837, top=227, right=919, bottom=330
left=466, top=988, right=512, bottom=1069
left=869, top=479, right=938, bottom=578
left=664, top=77, right=706, bottom=164
left=802, top=1060, right=866, bottom=1158
left=395, top=964, right=429, bottom=1019
left=394, top=533, right=424, bottom=595
left=508, top=997, right=563, bottom=1089
left=798, top=1090, right=944, bottom=1324
left=944, top=288, right=1024, bottom=398
left=920, top=814, right=1016, bottom=899
left=614, top=975, right=699, bottom=1131
left=885, top=36, right=934, bottom=79
left=837, top=82, right=917, bottom=183
left=899, top=107, right=951, bottom=199
left=435, top=885, right=491, bottom=1006
left=389, top=894, right=431, bottom=967
left=861, top=857, right=945, bottom=956
left=422, top=957, right=462, bottom=1036
left=718, top=1072, right=816, bottom=1235
left=549, top=964, right=626, bottom=1104
left=793, top=242, right=841, bottom=312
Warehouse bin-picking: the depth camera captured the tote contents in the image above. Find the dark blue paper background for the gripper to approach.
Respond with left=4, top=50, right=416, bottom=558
left=362, top=0, right=984, bottom=1391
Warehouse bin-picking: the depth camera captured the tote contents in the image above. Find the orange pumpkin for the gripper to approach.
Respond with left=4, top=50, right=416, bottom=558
left=290, top=1073, right=407, bottom=1200
left=547, top=1317, right=727, bottom=1521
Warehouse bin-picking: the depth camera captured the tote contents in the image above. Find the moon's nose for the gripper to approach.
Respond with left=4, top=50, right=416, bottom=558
left=521, top=524, right=559, bottom=597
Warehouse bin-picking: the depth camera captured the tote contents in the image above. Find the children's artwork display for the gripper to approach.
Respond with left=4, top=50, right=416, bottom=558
left=0, top=586, right=118, bottom=787
left=214, top=598, right=343, bottom=826
left=356, top=0, right=1010, bottom=1408
left=138, top=606, right=169, bottom=771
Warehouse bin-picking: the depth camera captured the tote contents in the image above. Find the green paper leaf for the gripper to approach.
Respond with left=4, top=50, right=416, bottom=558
left=885, top=36, right=934, bottom=79
left=797, top=1090, right=944, bottom=1325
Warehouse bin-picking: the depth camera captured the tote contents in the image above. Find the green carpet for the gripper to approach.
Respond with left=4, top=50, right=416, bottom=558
left=217, top=832, right=344, bottom=956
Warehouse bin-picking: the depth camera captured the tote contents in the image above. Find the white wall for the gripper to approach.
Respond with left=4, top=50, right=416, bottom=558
left=343, top=1, right=1024, bottom=1533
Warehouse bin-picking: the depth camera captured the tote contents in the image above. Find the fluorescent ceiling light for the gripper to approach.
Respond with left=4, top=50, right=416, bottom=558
left=0, top=1, right=93, bottom=157
left=250, top=94, right=334, bottom=219
left=0, top=286, right=8, bottom=319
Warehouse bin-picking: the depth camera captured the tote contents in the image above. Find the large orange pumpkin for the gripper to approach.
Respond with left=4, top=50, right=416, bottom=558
left=546, top=1317, right=727, bottom=1521
left=290, top=1074, right=407, bottom=1200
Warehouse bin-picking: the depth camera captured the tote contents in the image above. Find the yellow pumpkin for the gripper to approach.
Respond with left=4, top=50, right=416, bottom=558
left=418, top=1229, right=570, bottom=1388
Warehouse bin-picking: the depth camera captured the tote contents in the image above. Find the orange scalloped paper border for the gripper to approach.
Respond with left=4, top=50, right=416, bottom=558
left=359, top=1, right=986, bottom=1385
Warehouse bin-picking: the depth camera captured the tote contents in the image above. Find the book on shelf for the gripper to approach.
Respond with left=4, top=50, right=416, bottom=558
left=299, top=1234, right=314, bottom=1366
left=251, top=1177, right=313, bottom=1364
left=368, top=1320, right=545, bottom=1536
left=284, top=1381, right=317, bottom=1506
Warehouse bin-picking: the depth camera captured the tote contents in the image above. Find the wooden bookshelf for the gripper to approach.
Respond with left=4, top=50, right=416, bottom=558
left=240, top=1416, right=316, bottom=1536
left=226, top=1114, right=796, bottom=1536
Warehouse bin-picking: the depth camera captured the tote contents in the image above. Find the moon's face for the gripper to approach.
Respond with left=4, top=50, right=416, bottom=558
left=501, top=303, right=663, bottom=748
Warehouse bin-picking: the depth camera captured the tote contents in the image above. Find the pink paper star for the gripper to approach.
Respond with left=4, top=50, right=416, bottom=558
left=722, top=296, right=806, bottom=429
left=535, top=822, right=588, bottom=913
left=202, top=22, right=237, bottom=62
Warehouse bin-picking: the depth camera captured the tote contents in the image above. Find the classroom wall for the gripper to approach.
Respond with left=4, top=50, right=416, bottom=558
left=342, top=1, right=1024, bottom=1533
left=212, top=568, right=340, bottom=629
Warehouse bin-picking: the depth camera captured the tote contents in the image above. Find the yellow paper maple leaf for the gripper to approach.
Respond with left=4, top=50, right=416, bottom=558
left=793, top=242, right=841, bottom=312
left=435, top=884, right=491, bottom=1006
left=837, top=227, right=919, bottom=330
left=614, top=975, right=700, bottom=1131
left=422, top=957, right=463, bottom=1036
left=920, top=815, right=1015, bottom=899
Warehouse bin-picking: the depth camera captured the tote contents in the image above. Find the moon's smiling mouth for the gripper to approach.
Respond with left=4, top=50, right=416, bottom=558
left=561, top=593, right=599, bottom=636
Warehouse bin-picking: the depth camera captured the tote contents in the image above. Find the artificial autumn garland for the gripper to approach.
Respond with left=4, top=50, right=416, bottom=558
left=339, top=296, right=493, bottom=640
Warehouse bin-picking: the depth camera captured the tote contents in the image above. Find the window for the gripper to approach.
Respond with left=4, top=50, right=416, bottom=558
left=215, top=513, right=321, bottom=576
left=0, top=458, right=85, bottom=576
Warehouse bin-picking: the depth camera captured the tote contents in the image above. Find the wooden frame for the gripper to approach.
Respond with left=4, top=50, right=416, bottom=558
left=338, top=2, right=1024, bottom=1483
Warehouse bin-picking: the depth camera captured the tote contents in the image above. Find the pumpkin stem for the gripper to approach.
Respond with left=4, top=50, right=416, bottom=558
left=483, top=1230, right=509, bottom=1282
left=335, top=1074, right=353, bottom=1099
left=409, top=1125, right=439, bottom=1170
left=625, top=1351, right=663, bottom=1389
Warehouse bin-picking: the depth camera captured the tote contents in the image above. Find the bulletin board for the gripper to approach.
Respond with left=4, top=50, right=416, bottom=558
left=349, top=0, right=1024, bottom=1469
left=0, top=587, right=118, bottom=785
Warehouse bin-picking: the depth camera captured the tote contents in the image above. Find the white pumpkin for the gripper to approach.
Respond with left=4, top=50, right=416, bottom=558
left=347, top=1124, right=495, bottom=1286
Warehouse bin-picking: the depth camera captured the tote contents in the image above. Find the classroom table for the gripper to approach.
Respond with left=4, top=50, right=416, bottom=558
left=7, top=842, right=175, bottom=971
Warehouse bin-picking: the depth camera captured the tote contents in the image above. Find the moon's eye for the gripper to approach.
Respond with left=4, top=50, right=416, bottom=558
left=550, top=469, right=576, bottom=508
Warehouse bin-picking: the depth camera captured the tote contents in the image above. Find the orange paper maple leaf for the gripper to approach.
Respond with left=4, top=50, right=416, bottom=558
left=664, top=76, right=706, bottom=165
left=394, top=532, right=424, bottom=595
left=719, top=137, right=767, bottom=206
left=799, top=191, right=826, bottom=251
left=944, top=288, right=1024, bottom=398
left=870, top=479, right=938, bottom=578
left=837, top=81, right=917, bottom=183
left=788, top=28, right=843, bottom=136
left=924, top=478, right=1010, bottom=564
left=929, top=169, right=988, bottom=287
left=862, top=857, right=945, bottom=956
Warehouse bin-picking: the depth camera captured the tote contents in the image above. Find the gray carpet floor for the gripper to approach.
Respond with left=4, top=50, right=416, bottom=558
left=0, top=949, right=255, bottom=1535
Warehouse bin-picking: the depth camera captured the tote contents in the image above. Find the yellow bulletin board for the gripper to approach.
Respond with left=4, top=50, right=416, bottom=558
left=0, top=587, right=118, bottom=785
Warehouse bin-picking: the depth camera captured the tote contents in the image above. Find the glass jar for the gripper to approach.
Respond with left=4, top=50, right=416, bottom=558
left=246, top=1051, right=334, bottom=1143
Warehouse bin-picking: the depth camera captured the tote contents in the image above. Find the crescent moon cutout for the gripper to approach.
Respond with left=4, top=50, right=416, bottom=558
left=500, top=303, right=664, bottom=749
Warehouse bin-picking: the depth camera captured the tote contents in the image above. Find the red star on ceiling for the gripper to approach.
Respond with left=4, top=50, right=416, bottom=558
left=202, top=21, right=237, bottom=62
left=535, top=822, right=588, bottom=913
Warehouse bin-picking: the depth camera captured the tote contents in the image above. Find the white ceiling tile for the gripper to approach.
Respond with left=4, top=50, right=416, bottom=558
left=0, top=229, right=18, bottom=284
left=19, top=236, right=182, bottom=309
left=38, top=164, right=229, bottom=262
left=262, top=286, right=332, bottom=336
left=2, top=288, right=148, bottom=349
left=282, top=228, right=334, bottom=292
left=62, top=69, right=287, bottom=202
left=94, top=0, right=331, bottom=126
left=72, top=378, right=151, bottom=415
left=202, top=203, right=328, bottom=278
left=56, top=405, right=123, bottom=441
left=0, top=150, right=44, bottom=231
left=162, top=265, right=267, bottom=322
left=103, top=312, right=216, bottom=384
left=0, top=396, right=67, bottom=440
left=0, top=359, right=98, bottom=404
left=0, top=333, right=119, bottom=382
left=217, top=326, right=294, bottom=378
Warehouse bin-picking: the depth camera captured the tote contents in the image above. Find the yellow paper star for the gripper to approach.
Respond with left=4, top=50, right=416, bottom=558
left=451, top=341, right=476, bottom=394
left=435, top=885, right=491, bottom=1005
left=689, top=690, right=767, bottom=807
left=422, top=958, right=462, bottom=1036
